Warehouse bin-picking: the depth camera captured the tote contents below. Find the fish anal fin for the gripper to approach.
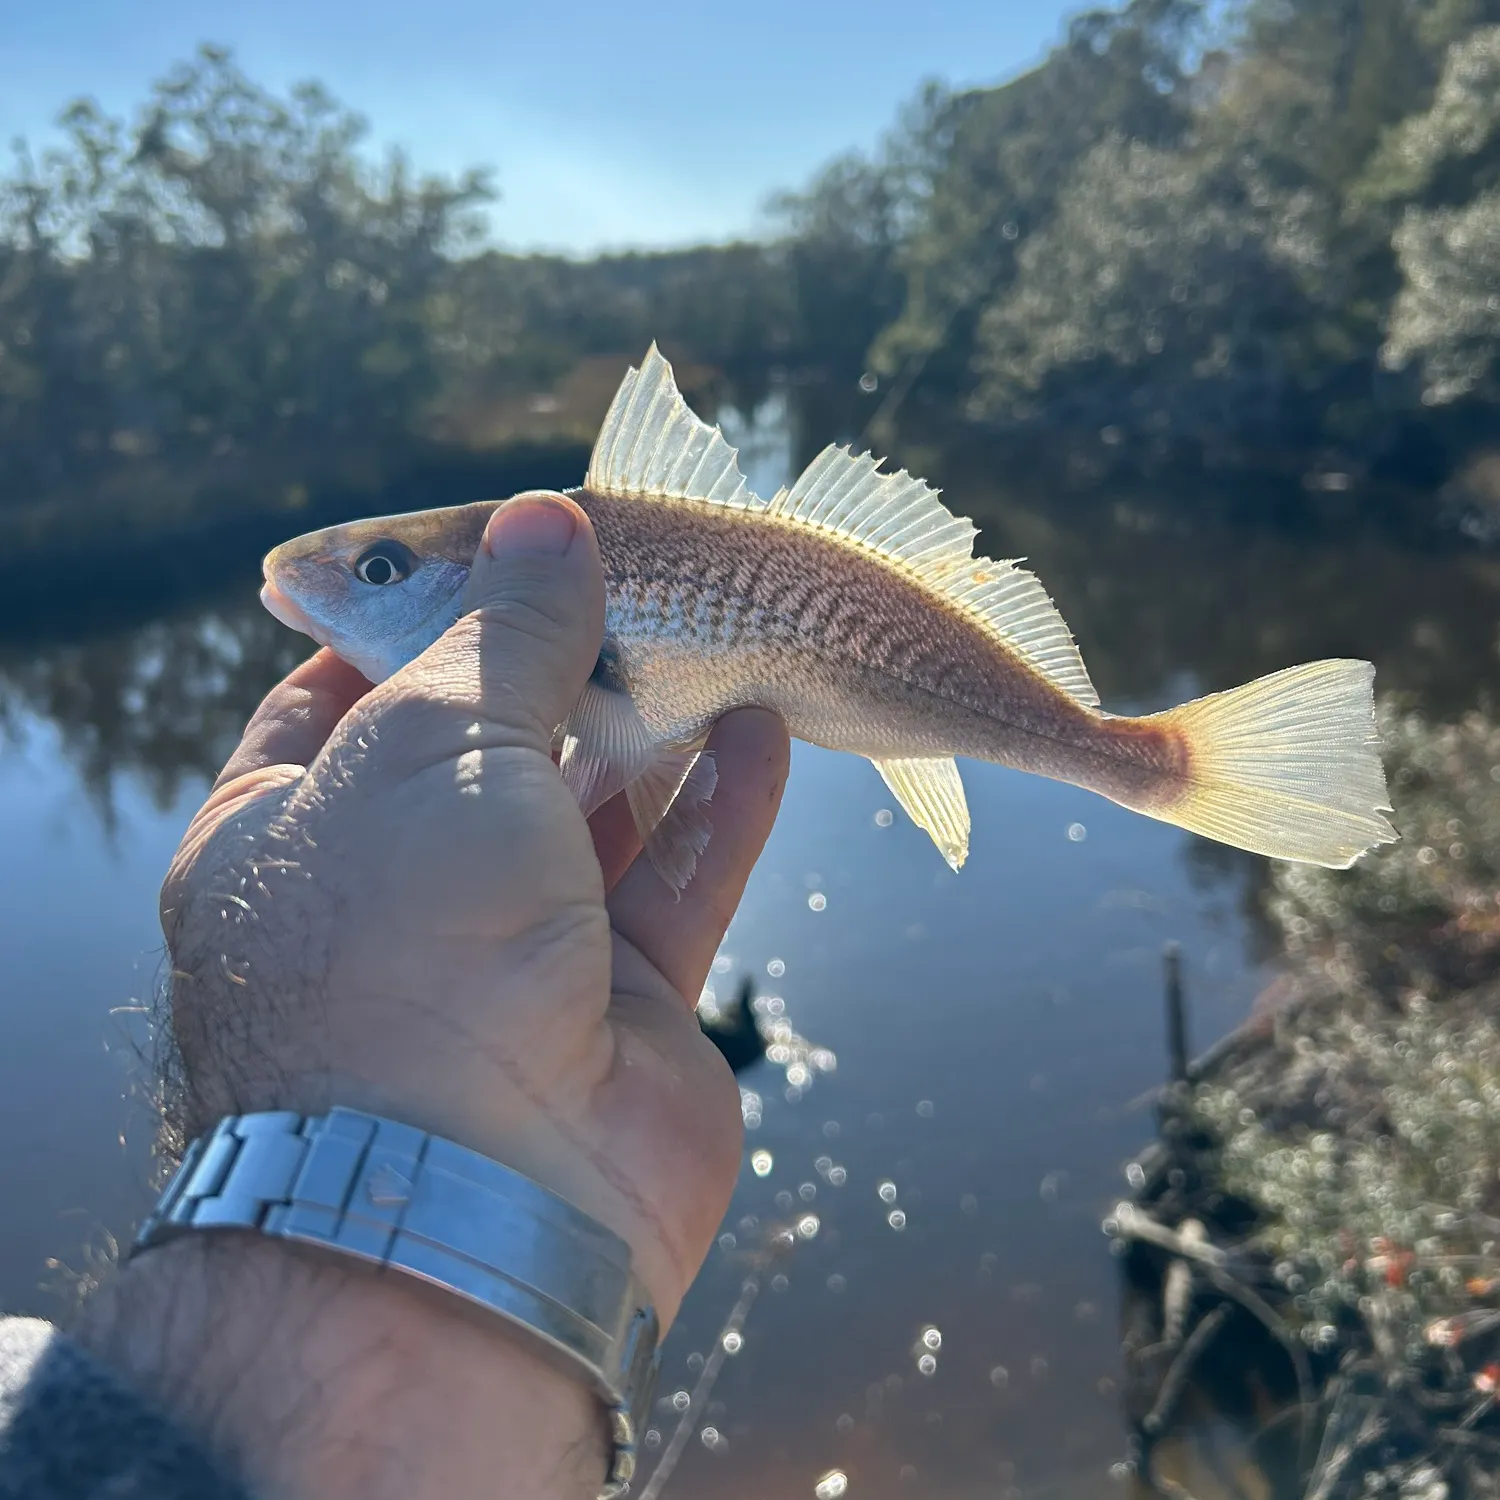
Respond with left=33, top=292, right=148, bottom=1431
left=627, top=750, right=719, bottom=894
left=872, top=756, right=971, bottom=871
left=586, top=344, right=764, bottom=511
left=771, top=446, right=1099, bottom=709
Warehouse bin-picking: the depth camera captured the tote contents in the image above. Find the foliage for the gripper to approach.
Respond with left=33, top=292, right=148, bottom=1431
left=1358, top=23, right=1500, bottom=203
left=767, top=146, right=909, bottom=380
left=1376, top=27, right=1500, bottom=402
left=12, top=3, right=1500, bottom=546
left=1384, top=193, right=1500, bottom=404
left=865, top=1, right=1203, bottom=392
left=0, top=46, right=491, bottom=508
left=972, top=134, right=1324, bottom=442
left=820, top=0, right=1500, bottom=459
left=1124, top=704, right=1500, bottom=1496
left=1187, top=704, right=1500, bottom=1336
left=1192, top=989, right=1500, bottom=1336
left=1269, top=702, right=1500, bottom=998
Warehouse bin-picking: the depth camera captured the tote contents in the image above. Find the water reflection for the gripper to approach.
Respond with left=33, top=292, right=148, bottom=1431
left=0, top=604, right=303, bottom=824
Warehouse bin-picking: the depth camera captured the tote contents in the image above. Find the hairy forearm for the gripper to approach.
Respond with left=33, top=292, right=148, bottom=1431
left=77, top=1235, right=606, bottom=1500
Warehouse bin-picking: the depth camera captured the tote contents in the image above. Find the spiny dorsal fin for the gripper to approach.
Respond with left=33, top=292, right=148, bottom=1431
left=770, top=446, right=1099, bottom=708
left=587, top=343, right=764, bottom=510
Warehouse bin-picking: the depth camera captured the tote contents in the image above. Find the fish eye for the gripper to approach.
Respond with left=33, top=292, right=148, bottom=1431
left=353, top=541, right=414, bottom=586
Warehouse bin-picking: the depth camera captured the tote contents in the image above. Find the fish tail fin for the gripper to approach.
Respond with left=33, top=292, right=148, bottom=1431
left=1131, top=660, right=1397, bottom=868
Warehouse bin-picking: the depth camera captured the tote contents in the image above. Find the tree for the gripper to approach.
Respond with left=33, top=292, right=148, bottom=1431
left=971, top=134, right=1323, bottom=446
left=1376, top=27, right=1500, bottom=402
left=1384, top=190, right=1500, bottom=405
left=871, top=0, right=1205, bottom=393
left=766, top=145, right=909, bottom=380
left=0, top=46, right=492, bottom=505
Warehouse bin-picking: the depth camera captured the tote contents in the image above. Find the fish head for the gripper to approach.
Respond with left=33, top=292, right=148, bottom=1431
left=260, top=500, right=504, bottom=681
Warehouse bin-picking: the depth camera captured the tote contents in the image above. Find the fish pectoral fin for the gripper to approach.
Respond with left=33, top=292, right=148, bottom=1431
left=558, top=671, right=720, bottom=892
left=558, top=678, right=658, bottom=816
left=872, top=756, right=971, bottom=872
left=627, top=748, right=719, bottom=895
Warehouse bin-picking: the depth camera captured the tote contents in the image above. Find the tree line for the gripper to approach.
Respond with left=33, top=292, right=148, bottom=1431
left=788, top=0, right=1500, bottom=470
left=4, top=0, right=1500, bottom=551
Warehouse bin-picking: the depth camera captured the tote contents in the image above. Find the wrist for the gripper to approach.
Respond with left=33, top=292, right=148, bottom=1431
left=78, top=1234, right=608, bottom=1500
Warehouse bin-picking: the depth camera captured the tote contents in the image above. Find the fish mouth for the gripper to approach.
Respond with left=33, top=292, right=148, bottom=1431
left=260, top=578, right=330, bottom=648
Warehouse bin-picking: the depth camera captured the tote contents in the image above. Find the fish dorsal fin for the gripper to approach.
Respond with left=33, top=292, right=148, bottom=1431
left=587, top=343, right=764, bottom=510
left=767, top=445, right=1098, bottom=708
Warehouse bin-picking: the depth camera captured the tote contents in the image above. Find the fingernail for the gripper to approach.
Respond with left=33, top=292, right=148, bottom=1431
left=485, top=495, right=578, bottom=557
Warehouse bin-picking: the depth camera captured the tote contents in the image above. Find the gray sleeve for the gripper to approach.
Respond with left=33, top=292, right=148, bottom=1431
left=0, top=1317, right=251, bottom=1500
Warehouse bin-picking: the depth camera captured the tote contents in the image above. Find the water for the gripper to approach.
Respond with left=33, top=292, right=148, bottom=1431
left=3, top=423, right=1498, bottom=1497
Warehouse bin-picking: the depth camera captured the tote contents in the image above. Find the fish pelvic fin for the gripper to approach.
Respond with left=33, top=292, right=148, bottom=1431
left=872, top=756, right=971, bottom=871
left=628, top=749, right=718, bottom=896
left=559, top=676, right=658, bottom=814
left=557, top=669, right=719, bottom=894
left=1132, top=659, right=1398, bottom=868
left=587, top=344, right=765, bottom=511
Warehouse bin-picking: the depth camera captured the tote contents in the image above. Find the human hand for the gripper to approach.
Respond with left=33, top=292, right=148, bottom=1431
left=84, top=493, right=789, bottom=1500
left=160, top=491, right=787, bottom=1321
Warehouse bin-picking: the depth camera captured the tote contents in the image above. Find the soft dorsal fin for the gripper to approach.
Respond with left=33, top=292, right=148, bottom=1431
left=587, top=343, right=764, bottom=510
left=769, top=446, right=1099, bottom=708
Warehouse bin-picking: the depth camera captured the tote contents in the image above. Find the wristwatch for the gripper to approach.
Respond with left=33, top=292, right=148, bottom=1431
left=132, top=1107, right=661, bottom=1498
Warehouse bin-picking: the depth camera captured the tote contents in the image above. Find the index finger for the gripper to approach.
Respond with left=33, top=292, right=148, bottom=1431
left=213, top=648, right=373, bottom=791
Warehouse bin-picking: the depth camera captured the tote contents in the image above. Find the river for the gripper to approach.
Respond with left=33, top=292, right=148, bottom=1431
left=3, top=398, right=1497, bottom=1498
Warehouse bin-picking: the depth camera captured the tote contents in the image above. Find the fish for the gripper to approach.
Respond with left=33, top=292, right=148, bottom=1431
left=261, top=343, right=1397, bottom=890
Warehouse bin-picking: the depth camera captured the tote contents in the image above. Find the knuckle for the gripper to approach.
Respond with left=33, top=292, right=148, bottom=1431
left=499, top=900, right=611, bottom=993
left=471, top=583, right=580, bottom=649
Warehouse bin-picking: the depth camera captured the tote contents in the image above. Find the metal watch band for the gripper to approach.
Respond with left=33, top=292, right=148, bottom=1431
left=132, top=1107, right=660, bottom=1498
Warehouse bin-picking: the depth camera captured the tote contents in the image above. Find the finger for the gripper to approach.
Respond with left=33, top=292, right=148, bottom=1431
left=607, top=708, right=789, bottom=1004
left=371, top=492, right=605, bottom=768
left=214, top=648, right=372, bottom=790
left=588, top=792, right=644, bottom=891
left=453, top=492, right=605, bottom=746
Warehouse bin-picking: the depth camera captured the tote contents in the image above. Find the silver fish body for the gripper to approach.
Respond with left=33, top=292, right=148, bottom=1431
left=262, top=345, right=1397, bottom=889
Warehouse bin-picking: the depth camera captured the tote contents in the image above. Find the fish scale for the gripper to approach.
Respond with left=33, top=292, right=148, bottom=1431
left=261, top=343, right=1398, bottom=890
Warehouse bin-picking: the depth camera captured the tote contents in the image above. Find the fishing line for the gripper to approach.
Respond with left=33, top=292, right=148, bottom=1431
left=636, top=1265, right=763, bottom=1500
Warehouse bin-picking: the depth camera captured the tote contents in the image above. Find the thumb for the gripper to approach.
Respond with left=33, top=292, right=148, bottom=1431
left=448, top=491, right=606, bottom=750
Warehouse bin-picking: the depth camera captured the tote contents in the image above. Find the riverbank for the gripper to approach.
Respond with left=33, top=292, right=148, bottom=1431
left=1114, top=704, right=1500, bottom=1499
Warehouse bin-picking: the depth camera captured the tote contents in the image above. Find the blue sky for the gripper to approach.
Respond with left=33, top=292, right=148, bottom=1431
left=3, top=0, right=1082, bottom=253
